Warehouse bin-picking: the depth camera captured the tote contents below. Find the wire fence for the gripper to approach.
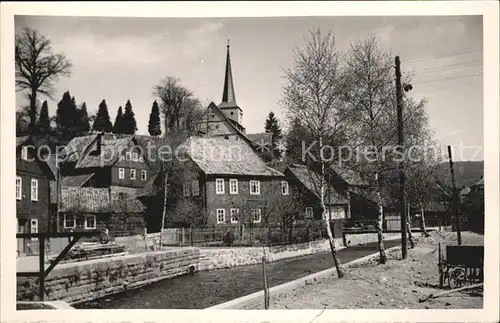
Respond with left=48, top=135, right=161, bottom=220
left=159, top=220, right=345, bottom=247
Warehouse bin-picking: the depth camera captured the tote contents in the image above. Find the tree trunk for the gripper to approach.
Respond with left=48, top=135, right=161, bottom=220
left=159, top=169, right=168, bottom=249
left=406, top=204, right=415, bottom=248
left=320, top=139, right=344, bottom=277
left=346, top=191, right=352, bottom=219
left=374, top=172, right=387, bottom=264
left=419, top=201, right=430, bottom=237
left=29, top=91, right=38, bottom=134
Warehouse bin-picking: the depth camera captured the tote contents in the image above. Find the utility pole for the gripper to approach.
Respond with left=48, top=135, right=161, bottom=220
left=395, top=56, right=408, bottom=259
left=447, top=145, right=462, bottom=245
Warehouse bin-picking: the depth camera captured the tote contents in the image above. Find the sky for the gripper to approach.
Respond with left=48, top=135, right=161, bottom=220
left=15, top=15, right=483, bottom=161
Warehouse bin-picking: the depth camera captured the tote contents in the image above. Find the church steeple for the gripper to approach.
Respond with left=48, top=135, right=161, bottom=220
left=220, top=39, right=237, bottom=108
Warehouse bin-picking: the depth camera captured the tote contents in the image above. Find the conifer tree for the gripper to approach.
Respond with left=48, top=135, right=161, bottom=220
left=264, top=111, right=283, bottom=142
left=122, top=100, right=137, bottom=134
left=148, top=100, right=162, bottom=136
left=55, top=91, right=79, bottom=141
left=113, top=106, right=125, bottom=134
left=37, top=100, right=51, bottom=135
left=92, top=99, right=113, bottom=132
left=78, top=102, right=90, bottom=134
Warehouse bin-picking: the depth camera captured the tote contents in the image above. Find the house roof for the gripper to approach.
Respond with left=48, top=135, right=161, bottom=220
left=246, top=132, right=273, bottom=148
left=133, top=134, right=172, bottom=171
left=180, top=136, right=284, bottom=177
left=63, top=134, right=99, bottom=163
left=61, top=173, right=94, bottom=187
left=331, top=165, right=369, bottom=186
left=136, top=172, right=161, bottom=198
left=16, top=136, right=30, bottom=147
left=286, top=164, right=348, bottom=205
left=75, top=135, right=133, bottom=169
left=60, top=187, right=144, bottom=213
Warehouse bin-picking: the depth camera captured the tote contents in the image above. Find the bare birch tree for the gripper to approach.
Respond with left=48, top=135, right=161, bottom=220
left=342, top=36, right=396, bottom=264
left=281, top=29, right=349, bottom=277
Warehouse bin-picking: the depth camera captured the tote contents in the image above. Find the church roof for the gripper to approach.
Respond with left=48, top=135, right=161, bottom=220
left=220, top=41, right=238, bottom=109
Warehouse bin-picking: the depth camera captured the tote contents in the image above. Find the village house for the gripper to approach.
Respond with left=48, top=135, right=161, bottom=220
left=16, top=136, right=55, bottom=236
left=284, top=164, right=349, bottom=221
left=49, top=132, right=152, bottom=236
left=137, top=135, right=289, bottom=229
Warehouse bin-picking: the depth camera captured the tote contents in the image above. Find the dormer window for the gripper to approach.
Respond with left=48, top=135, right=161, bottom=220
left=132, top=152, right=138, bottom=162
left=126, top=152, right=131, bottom=161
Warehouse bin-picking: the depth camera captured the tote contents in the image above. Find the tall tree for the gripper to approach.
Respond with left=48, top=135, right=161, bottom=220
left=55, top=91, right=79, bottom=141
left=344, top=36, right=430, bottom=258
left=113, top=106, right=125, bottom=134
left=15, top=27, right=72, bottom=134
left=92, top=99, right=113, bottom=133
left=265, top=111, right=284, bottom=159
left=153, top=76, right=204, bottom=134
left=281, top=28, right=349, bottom=277
left=78, top=102, right=90, bottom=134
left=122, top=100, right=137, bottom=135
left=148, top=100, right=162, bottom=136
left=37, top=100, right=51, bottom=135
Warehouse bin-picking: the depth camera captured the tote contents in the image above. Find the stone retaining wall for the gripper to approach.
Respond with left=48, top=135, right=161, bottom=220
left=199, top=233, right=401, bottom=271
left=16, top=232, right=401, bottom=304
left=17, top=248, right=200, bottom=304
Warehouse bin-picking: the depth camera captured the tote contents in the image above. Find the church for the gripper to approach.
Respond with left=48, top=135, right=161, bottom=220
left=197, top=41, right=282, bottom=158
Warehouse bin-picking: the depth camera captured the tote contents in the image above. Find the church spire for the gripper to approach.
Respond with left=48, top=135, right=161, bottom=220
left=221, top=39, right=237, bottom=107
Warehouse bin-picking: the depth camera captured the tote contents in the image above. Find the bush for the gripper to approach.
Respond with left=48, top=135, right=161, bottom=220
left=222, top=230, right=235, bottom=246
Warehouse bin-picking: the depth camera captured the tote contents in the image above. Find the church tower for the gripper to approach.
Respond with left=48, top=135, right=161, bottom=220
left=218, top=40, right=245, bottom=133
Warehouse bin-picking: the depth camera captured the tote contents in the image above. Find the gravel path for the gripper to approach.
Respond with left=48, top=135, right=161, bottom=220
left=237, top=231, right=484, bottom=310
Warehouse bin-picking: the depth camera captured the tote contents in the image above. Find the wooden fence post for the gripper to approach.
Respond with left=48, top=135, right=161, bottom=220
left=262, top=255, right=269, bottom=309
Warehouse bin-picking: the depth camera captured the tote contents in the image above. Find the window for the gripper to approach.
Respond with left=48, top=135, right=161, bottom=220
left=192, top=180, right=200, bottom=196
left=21, top=146, right=28, bottom=160
left=139, top=156, right=144, bottom=162
left=30, top=219, right=38, bottom=241
left=230, top=208, right=240, bottom=223
left=183, top=182, right=191, bottom=197
left=251, top=208, right=262, bottom=223
left=120, top=155, right=125, bottom=161
left=216, top=209, right=226, bottom=224
left=250, top=180, right=260, bottom=195
left=85, top=215, right=96, bottom=229
left=132, top=152, right=138, bottom=162
left=229, top=179, right=238, bottom=194
left=119, top=168, right=125, bottom=179
left=281, top=181, right=289, bottom=195
left=31, top=179, right=38, bottom=201
left=292, top=186, right=299, bottom=197
left=215, top=178, right=225, bottom=194
left=141, top=170, right=147, bottom=181
left=64, top=214, right=76, bottom=229
left=126, top=152, right=132, bottom=161
left=305, top=207, right=314, bottom=219
left=130, top=169, right=136, bottom=180
left=16, top=176, right=22, bottom=200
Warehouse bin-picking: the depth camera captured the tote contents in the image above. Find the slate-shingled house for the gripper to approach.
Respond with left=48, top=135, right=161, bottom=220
left=16, top=136, right=55, bottom=235
left=50, top=132, right=152, bottom=236
left=138, top=136, right=288, bottom=228
left=284, top=164, right=349, bottom=221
